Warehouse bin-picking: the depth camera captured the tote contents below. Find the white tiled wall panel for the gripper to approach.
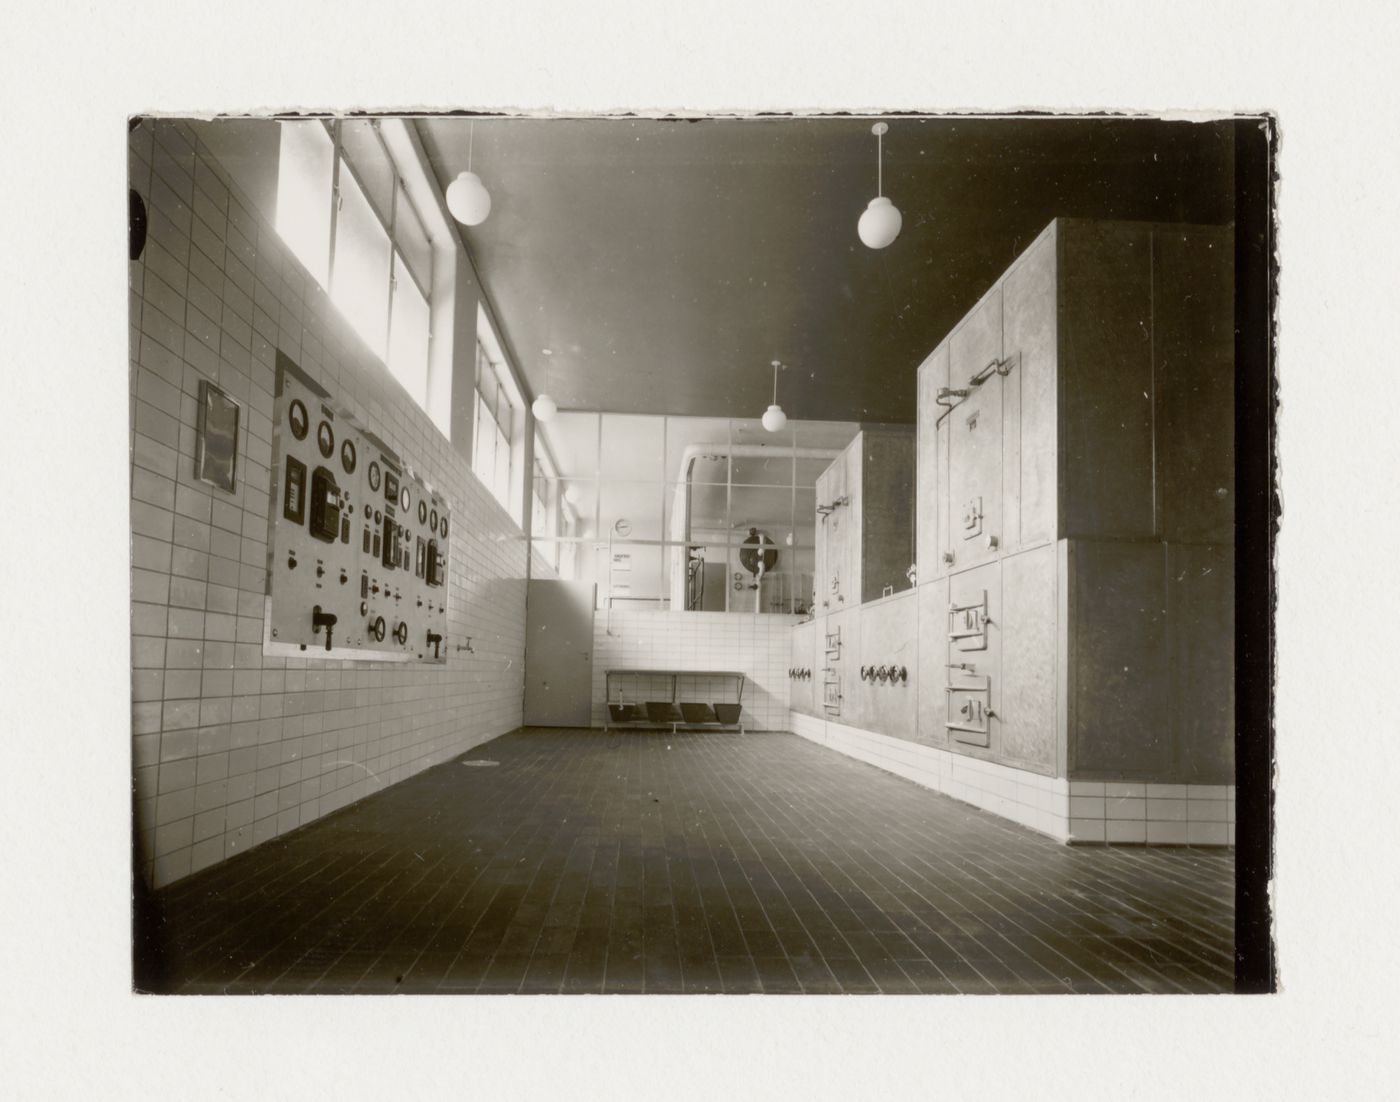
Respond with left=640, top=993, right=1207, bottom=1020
left=790, top=714, right=1072, bottom=841
left=1066, top=780, right=1236, bottom=845
left=129, top=120, right=528, bottom=889
left=792, top=714, right=1235, bottom=846
left=591, top=610, right=800, bottom=731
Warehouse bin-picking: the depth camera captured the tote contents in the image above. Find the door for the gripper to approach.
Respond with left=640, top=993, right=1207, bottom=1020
left=523, top=579, right=596, bottom=727
left=948, top=289, right=1004, bottom=572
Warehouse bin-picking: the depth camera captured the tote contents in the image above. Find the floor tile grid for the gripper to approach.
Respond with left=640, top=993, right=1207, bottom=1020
left=723, top=762, right=1110, bottom=994
left=145, top=729, right=1234, bottom=996
left=667, top=737, right=1099, bottom=994
left=687, top=741, right=1228, bottom=994
left=176, top=755, right=552, bottom=991
left=613, top=733, right=1181, bottom=1002
left=165, top=843, right=391, bottom=981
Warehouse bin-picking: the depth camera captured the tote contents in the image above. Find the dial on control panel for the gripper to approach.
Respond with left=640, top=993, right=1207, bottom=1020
left=317, top=420, right=334, bottom=459
left=288, top=398, right=309, bottom=440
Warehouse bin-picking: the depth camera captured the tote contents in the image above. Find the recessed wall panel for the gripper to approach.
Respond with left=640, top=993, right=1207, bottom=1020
left=853, top=591, right=917, bottom=741
left=790, top=617, right=820, bottom=718
left=916, top=343, right=949, bottom=583
left=948, top=290, right=1004, bottom=572
left=1154, top=226, right=1235, bottom=545
left=1000, top=543, right=1058, bottom=774
left=1068, top=539, right=1169, bottom=776
left=1002, top=226, right=1058, bottom=548
left=916, top=576, right=951, bottom=748
left=1167, top=542, right=1235, bottom=783
left=1059, top=222, right=1156, bottom=539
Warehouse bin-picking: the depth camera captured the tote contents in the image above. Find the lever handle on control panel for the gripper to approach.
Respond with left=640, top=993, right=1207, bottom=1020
left=311, top=605, right=337, bottom=652
left=369, top=615, right=386, bottom=642
left=427, top=630, right=443, bottom=659
left=393, top=621, right=408, bottom=645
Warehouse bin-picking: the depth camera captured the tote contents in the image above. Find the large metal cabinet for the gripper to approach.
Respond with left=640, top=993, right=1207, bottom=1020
left=814, top=427, right=915, bottom=611
left=911, top=218, right=1234, bottom=784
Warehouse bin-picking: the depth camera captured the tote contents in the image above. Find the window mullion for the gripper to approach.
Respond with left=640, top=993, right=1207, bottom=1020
left=327, top=119, right=343, bottom=292
left=384, top=179, right=398, bottom=363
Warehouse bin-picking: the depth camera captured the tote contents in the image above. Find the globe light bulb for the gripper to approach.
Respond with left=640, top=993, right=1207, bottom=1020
left=858, top=196, right=902, bottom=249
left=446, top=170, right=491, bottom=226
left=532, top=394, right=557, bottom=422
left=762, top=404, right=787, bottom=433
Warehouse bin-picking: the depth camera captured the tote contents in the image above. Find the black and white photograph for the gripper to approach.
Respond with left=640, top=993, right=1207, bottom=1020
left=126, top=110, right=1268, bottom=997
left=6, top=1, right=1400, bottom=1098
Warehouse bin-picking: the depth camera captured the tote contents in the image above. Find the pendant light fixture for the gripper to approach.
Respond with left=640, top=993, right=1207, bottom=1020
left=532, top=349, right=557, bottom=423
left=857, top=121, right=901, bottom=250
left=446, top=121, right=492, bottom=226
left=762, top=360, right=787, bottom=433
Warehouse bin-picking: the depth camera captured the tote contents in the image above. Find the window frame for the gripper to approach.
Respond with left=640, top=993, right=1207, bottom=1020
left=277, top=117, right=438, bottom=416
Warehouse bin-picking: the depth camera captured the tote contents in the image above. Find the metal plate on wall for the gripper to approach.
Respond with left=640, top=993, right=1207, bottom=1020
left=946, top=562, right=1001, bottom=760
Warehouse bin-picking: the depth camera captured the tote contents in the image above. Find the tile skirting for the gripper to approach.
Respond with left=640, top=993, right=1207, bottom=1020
left=788, top=712, right=1234, bottom=847
left=789, top=712, right=1071, bottom=842
left=1066, top=779, right=1236, bottom=845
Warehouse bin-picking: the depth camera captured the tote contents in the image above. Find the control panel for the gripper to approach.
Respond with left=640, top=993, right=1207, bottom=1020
left=265, top=354, right=451, bottom=662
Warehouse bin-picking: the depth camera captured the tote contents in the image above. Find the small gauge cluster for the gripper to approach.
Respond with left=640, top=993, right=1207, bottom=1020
left=266, top=359, right=451, bottom=662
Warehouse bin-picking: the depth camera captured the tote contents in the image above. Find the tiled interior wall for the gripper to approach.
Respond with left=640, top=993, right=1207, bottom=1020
left=790, top=712, right=1236, bottom=845
left=591, top=610, right=799, bottom=731
left=1066, top=780, right=1235, bottom=845
left=129, top=119, right=529, bottom=889
left=790, top=711, right=1071, bottom=840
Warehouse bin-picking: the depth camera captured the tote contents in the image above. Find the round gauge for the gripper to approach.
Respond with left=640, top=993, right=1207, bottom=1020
left=401, top=486, right=411, bottom=512
left=429, top=507, right=438, bottom=532
left=316, top=421, right=334, bottom=458
left=367, top=460, right=381, bottom=492
left=287, top=399, right=309, bottom=440
left=614, top=518, right=632, bottom=537
left=340, top=438, right=357, bottom=474
left=418, top=500, right=428, bottom=525
left=439, top=515, right=448, bottom=538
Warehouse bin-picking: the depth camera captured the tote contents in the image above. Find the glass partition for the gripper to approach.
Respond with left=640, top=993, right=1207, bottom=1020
left=534, top=414, right=859, bottom=613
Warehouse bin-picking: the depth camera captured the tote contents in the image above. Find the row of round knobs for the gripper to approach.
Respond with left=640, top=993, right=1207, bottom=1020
left=860, top=665, right=909, bottom=684
left=787, top=668, right=812, bottom=680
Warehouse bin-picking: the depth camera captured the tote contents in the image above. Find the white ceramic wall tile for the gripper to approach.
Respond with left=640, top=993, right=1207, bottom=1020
left=130, top=121, right=529, bottom=889
left=789, top=712, right=1233, bottom=847
left=790, top=712, right=1073, bottom=843
left=591, top=610, right=801, bottom=731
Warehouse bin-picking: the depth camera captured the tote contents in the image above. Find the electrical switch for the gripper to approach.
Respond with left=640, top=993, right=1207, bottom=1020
left=311, top=605, right=337, bottom=652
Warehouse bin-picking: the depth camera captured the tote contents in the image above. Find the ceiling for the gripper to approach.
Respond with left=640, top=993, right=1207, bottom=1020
left=417, top=115, right=1236, bottom=425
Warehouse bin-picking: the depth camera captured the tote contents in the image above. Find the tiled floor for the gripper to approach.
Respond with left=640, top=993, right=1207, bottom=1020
left=136, top=728, right=1235, bottom=995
